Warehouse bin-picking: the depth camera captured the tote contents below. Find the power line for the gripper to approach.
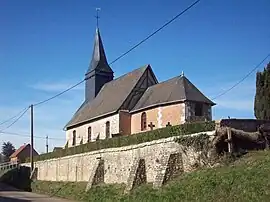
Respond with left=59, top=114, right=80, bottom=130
left=0, top=131, right=65, bottom=141
left=33, top=79, right=85, bottom=107
left=30, top=0, right=201, bottom=107
left=211, top=53, right=270, bottom=100
left=0, top=107, right=29, bottom=132
left=109, top=0, right=201, bottom=65
left=0, top=106, right=30, bottom=126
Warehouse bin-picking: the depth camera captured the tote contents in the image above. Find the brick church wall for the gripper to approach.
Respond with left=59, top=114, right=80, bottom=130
left=119, top=110, right=131, bottom=135
left=130, top=103, right=186, bottom=134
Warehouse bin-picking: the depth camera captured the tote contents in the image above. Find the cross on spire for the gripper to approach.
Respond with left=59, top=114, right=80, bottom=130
left=95, top=8, right=101, bottom=28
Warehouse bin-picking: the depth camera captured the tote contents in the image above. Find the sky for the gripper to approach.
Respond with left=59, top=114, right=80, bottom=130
left=0, top=0, right=269, bottom=153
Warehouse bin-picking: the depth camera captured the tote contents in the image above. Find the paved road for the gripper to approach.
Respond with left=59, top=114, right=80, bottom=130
left=0, top=183, right=77, bottom=202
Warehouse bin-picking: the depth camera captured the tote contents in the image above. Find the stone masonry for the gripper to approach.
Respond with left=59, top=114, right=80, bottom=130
left=125, top=158, right=147, bottom=193
left=85, top=158, right=104, bottom=191
left=22, top=131, right=215, bottom=186
left=153, top=152, right=183, bottom=189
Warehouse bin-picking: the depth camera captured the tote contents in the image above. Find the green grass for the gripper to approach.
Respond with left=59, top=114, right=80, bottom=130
left=31, top=150, right=270, bottom=202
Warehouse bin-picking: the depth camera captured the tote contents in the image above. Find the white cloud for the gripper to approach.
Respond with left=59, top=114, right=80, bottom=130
left=30, top=81, right=84, bottom=92
left=0, top=86, right=83, bottom=153
left=202, top=78, right=256, bottom=113
left=215, top=99, right=253, bottom=111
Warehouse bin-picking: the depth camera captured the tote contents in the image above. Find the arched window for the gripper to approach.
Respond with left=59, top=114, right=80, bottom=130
left=87, top=127, right=92, bottom=143
left=106, top=121, right=110, bottom=138
left=72, top=130, right=76, bottom=146
left=141, top=112, right=147, bottom=131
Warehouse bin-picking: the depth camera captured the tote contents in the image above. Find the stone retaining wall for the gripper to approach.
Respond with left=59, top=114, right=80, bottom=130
left=22, top=131, right=215, bottom=185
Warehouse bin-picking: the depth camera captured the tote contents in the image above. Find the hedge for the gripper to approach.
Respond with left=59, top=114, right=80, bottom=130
left=28, top=121, right=215, bottom=162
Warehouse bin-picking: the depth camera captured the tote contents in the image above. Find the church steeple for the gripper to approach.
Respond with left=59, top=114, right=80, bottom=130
left=85, top=28, right=114, bottom=102
left=87, top=28, right=113, bottom=73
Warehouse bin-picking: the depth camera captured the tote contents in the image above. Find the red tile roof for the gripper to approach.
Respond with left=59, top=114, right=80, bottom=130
left=9, top=144, right=38, bottom=158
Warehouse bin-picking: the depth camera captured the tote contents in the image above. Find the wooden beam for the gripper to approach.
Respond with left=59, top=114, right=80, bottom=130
left=226, top=127, right=233, bottom=153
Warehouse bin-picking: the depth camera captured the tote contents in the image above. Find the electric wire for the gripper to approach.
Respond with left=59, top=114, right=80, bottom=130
left=31, top=0, right=201, bottom=107
left=0, top=106, right=30, bottom=126
left=0, top=107, right=30, bottom=132
left=109, top=0, right=201, bottom=65
left=33, top=79, right=85, bottom=107
left=211, top=53, right=270, bottom=100
left=0, top=131, right=65, bottom=141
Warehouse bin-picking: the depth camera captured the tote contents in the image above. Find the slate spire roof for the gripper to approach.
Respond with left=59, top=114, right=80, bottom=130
left=131, top=74, right=215, bottom=112
left=87, top=28, right=113, bottom=74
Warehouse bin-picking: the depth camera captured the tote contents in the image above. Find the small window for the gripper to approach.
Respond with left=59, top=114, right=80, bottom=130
left=87, top=127, right=91, bottom=143
left=72, top=130, right=76, bottom=146
left=141, top=112, right=147, bottom=131
left=195, top=103, right=203, bottom=116
left=106, top=121, right=110, bottom=138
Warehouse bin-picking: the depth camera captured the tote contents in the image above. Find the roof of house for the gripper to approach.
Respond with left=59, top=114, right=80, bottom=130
left=65, top=65, right=150, bottom=129
left=131, top=74, right=215, bottom=112
left=10, top=144, right=38, bottom=158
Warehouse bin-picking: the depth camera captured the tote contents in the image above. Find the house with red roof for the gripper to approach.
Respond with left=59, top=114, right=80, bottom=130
left=10, top=144, right=39, bottom=163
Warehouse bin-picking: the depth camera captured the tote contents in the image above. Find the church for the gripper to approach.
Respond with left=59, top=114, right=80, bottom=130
left=64, top=28, right=215, bottom=147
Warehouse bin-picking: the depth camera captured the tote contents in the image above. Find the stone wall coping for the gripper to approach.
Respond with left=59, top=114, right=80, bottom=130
left=23, top=130, right=215, bottom=165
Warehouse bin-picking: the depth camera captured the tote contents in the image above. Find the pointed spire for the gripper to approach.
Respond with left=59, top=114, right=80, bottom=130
left=87, top=28, right=113, bottom=74
left=85, top=27, right=114, bottom=102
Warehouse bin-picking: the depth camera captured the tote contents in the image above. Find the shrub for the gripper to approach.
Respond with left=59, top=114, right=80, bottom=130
left=27, top=121, right=215, bottom=162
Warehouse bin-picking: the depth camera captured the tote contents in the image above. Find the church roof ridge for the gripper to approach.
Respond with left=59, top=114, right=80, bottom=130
left=131, top=73, right=215, bottom=112
left=109, top=64, right=149, bottom=81
left=65, top=64, right=151, bottom=129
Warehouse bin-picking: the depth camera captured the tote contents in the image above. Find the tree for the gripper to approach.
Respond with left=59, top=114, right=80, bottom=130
left=1, top=141, right=15, bottom=162
left=254, top=62, right=270, bottom=120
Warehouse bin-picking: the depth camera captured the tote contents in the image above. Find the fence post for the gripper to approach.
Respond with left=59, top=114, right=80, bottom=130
left=226, top=127, right=233, bottom=153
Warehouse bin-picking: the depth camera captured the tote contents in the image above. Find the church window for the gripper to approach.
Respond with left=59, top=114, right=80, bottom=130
left=72, top=130, right=76, bottom=146
left=141, top=112, right=147, bottom=131
left=87, top=127, right=92, bottom=142
left=195, top=103, right=203, bottom=116
left=106, top=121, right=110, bottom=138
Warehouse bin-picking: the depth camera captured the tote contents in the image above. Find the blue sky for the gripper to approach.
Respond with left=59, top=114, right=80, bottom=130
left=0, top=0, right=269, bottom=153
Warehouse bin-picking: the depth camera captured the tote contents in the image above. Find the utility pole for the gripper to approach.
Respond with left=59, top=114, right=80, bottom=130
left=46, top=135, right=48, bottom=153
left=30, top=104, right=34, bottom=172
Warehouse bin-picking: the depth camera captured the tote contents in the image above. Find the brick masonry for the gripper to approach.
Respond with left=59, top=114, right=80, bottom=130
left=22, top=131, right=215, bottom=185
left=131, top=103, right=186, bottom=134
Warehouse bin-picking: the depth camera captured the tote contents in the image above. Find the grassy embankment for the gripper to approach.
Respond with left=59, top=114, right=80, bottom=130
left=32, top=150, right=270, bottom=202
